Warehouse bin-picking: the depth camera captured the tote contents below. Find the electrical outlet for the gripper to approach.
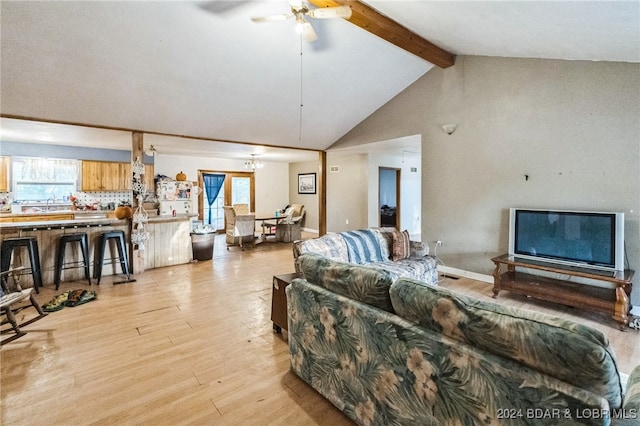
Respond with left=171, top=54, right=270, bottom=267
left=436, top=240, right=442, bottom=247
left=345, top=219, right=349, bottom=225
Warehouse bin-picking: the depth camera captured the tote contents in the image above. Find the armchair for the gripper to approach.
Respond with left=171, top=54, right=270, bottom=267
left=263, top=204, right=305, bottom=242
left=287, top=204, right=305, bottom=226
left=223, top=206, right=255, bottom=250
left=264, top=204, right=305, bottom=227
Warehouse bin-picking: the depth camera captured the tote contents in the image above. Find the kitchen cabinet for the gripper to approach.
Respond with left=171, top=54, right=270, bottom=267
left=0, top=156, right=10, bottom=192
left=82, top=160, right=125, bottom=191
left=81, top=161, right=154, bottom=192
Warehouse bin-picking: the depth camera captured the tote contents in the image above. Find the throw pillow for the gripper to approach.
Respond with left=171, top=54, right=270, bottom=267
left=389, top=229, right=411, bottom=261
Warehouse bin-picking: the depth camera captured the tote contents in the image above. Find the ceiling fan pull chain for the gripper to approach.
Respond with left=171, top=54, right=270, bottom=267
left=299, top=38, right=304, bottom=142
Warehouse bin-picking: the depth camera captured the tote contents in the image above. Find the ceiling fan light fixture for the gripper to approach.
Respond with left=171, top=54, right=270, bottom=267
left=144, top=145, right=157, bottom=156
left=251, top=1, right=349, bottom=42
left=300, top=21, right=317, bottom=42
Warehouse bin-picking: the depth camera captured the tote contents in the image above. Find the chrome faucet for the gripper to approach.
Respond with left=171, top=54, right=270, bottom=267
left=46, top=198, right=54, bottom=211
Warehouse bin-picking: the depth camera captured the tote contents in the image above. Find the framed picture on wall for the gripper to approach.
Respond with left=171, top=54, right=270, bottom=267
left=298, top=173, right=316, bottom=194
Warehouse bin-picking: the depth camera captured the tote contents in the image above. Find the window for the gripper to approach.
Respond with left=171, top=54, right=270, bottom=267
left=231, top=176, right=251, bottom=209
left=198, top=170, right=255, bottom=231
left=12, top=157, right=78, bottom=202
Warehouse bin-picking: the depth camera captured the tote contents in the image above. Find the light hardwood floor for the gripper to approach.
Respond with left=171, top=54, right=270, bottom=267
left=2, top=234, right=638, bottom=425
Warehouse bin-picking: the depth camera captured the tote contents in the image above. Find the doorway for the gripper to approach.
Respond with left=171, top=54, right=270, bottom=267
left=379, top=167, right=400, bottom=229
left=198, top=171, right=255, bottom=231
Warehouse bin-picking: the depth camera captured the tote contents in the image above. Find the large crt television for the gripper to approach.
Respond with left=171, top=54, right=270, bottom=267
left=508, top=208, right=625, bottom=271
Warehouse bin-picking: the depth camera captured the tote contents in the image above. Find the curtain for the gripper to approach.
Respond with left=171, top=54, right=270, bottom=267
left=203, top=173, right=225, bottom=224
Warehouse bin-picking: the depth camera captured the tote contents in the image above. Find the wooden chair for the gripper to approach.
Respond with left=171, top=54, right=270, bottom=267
left=223, top=206, right=255, bottom=250
left=1, top=267, right=47, bottom=344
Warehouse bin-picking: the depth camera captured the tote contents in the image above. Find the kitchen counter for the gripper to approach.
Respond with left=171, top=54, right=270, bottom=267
left=0, top=216, right=126, bottom=231
left=0, top=213, right=197, bottom=289
left=1, top=217, right=131, bottom=289
left=0, top=210, right=117, bottom=224
left=148, top=213, right=197, bottom=223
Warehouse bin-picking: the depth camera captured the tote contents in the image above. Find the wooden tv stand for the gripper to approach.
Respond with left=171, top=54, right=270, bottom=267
left=491, top=254, right=634, bottom=330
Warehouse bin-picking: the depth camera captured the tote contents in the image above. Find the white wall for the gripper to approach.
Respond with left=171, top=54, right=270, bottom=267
left=289, top=161, right=320, bottom=232
left=154, top=155, right=289, bottom=215
left=325, top=142, right=422, bottom=238
left=325, top=152, right=369, bottom=232
left=330, top=56, right=640, bottom=305
left=369, top=148, right=422, bottom=239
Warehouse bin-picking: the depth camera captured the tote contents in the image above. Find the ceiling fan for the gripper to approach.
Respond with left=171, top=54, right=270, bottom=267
left=251, top=0, right=352, bottom=42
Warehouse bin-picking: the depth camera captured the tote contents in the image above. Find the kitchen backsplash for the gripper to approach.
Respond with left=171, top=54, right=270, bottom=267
left=85, top=191, right=133, bottom=206
left=0, top=190, right=133, bottom=211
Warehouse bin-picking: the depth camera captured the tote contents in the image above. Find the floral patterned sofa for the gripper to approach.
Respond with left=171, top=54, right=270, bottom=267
left=292, top=228, right=438, bottom=286
left=287, top=253, right=640, bottom=426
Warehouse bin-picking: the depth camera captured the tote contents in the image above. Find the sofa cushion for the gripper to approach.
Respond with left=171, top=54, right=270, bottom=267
left=296, top=253, right=395, bottom=312
left=389, top=278, right=623, bottom=409
left=340, top=229, right=389, bottom=264
left=297, top=232, right=349, bottom=262
left=366, top=258, right=439, bottom=286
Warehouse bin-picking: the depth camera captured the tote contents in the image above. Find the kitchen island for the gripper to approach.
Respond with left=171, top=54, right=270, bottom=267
left=136, top=214, right=195, bottom=270
left=0, top=213, right=196, bottom=290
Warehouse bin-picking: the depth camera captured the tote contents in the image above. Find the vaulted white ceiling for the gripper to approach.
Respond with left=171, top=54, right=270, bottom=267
left=1, top=1, right=638, bottom=159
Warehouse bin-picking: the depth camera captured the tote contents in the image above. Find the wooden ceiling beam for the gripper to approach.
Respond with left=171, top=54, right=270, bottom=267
left=308, top=0, right=455, bottom=68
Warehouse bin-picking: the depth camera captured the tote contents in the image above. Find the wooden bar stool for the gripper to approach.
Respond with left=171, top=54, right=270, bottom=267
left=94, top=231, right=130, bottom=284
left=54, top=233, right=92, bottom=290
left=0, top=237, right=43, bottom=293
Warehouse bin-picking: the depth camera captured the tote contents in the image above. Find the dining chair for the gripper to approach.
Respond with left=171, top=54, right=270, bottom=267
left=232, top=203, right=250, bottom=215
left=223, top=206, right=255, bottom=250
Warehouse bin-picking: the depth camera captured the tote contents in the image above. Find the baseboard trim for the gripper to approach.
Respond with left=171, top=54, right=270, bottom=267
left=438, top=265, right=493, bottom=284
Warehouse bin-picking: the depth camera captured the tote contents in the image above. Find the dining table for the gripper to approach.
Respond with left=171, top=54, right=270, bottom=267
left=253, top=212, right=285, bottom=242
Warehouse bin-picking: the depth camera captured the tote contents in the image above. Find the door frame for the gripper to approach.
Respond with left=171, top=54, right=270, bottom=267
left=378, top=167, right=401, bottom=229
left=197, top=170, right=255, bottom=229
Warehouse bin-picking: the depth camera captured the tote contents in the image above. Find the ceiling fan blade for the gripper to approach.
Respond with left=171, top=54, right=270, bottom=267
left=250, top=13, right=292, bottom=23
left=307, top=5, right=352, bottom=20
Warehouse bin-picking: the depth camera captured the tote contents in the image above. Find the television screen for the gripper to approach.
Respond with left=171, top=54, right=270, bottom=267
left=510, top=209, right=624, bottom=270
